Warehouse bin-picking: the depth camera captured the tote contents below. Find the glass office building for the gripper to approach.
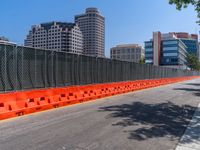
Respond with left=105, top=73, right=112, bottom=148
left=145, top=39, right=188, bottom=67
left=162, top=39, right=187, bottom=66
left=180, top=39, right=198, bottom=55
left=144, top=41, right=153, bottom=64
left=144, top=32, right=199, bottom=69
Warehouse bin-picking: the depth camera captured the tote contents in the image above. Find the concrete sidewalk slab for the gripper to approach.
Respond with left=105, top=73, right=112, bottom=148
left=176, top=104, right=200, bottom=150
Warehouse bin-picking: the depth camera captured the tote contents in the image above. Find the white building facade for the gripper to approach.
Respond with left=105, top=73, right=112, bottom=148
left=24, top=22, right=83, bottom=54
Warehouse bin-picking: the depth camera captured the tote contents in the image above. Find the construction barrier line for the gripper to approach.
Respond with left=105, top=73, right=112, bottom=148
left=0, top=76, right=199, bottom=120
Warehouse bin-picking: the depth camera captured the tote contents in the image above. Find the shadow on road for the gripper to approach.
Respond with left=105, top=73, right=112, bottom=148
left=185, top=83, right=200, bottom=87
left=174, top=83, right=200, bottom=97
left=99, top=101, right=198, bottom=143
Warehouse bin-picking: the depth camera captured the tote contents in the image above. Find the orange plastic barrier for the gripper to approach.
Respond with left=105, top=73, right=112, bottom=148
left=0, top=76, right=199, bottom=120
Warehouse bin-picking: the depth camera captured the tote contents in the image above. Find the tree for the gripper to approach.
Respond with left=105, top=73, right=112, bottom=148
left=169, top=0, right=200, bottom=24
left=186, top=54, right=200, bottom=71
left=139, top=56, right=145, bottom=64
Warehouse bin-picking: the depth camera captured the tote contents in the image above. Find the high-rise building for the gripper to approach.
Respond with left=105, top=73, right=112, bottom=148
left=145, top=32, right=198, bottom=69
left=24, top=22, right=83, bottom=54
left=0, top=36, right=16, bottom=45
left=0, top=36, right=9, bottom=42
left=110, top=44, right=144, bottom=63
left=75, top=8, right=105, bottom=57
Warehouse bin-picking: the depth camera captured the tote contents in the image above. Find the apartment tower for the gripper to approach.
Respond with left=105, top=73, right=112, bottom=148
left=24, top=22, right=83, bottom=54
left=75, top=8, right=105, bottom=57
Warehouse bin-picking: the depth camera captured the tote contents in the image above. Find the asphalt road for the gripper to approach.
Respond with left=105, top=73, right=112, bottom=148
left=0, top=78, right=200, bottom=150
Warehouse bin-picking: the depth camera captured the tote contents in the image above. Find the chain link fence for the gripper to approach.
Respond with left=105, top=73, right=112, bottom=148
left=0, top=44, right=199, bottom=93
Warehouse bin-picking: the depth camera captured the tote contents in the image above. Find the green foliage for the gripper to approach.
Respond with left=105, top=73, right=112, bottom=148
left=186, top=54, right=200, bottom=71
left=169, top=0, right=200, bottom=24
left=139, top=56, right=145, bottom=64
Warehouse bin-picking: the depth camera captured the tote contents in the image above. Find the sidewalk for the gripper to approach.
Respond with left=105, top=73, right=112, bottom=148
left=176, top=103, right=200, bottom=150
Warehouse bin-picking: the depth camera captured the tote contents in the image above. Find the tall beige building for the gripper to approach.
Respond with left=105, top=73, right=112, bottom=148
left=110, top=44, right=145, bottom=63
left=75, top=8, right=105, bottom=57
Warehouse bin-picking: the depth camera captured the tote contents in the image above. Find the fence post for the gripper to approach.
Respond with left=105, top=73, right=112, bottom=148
left=4, top=45, right=7, bottom=92
left=15, top=45, right=18, bottom=91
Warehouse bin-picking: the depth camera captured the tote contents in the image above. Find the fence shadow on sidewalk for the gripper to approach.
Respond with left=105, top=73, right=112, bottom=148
left=99, top=101, right=198, bottom=143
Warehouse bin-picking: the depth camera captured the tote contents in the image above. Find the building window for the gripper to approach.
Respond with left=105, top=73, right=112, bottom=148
left=145, top=53, right=153, bottom=57
left=146, top=59, right=153, bottom=63
left=145, top=48, right=153, bottom=52
left=163, top=53, right=178, bottom=57
left=163, top=47, right=178, bottom=51
left=145, top=42, right=153, bottom=47
left=163, top=40, right=178, bottom=45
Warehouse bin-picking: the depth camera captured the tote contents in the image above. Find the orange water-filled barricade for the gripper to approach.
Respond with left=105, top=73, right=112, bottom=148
left=0, top=76, right=199, bottom=120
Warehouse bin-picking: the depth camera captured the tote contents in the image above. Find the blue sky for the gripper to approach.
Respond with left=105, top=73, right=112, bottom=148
left=0, top=0, right=199, bottom=57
